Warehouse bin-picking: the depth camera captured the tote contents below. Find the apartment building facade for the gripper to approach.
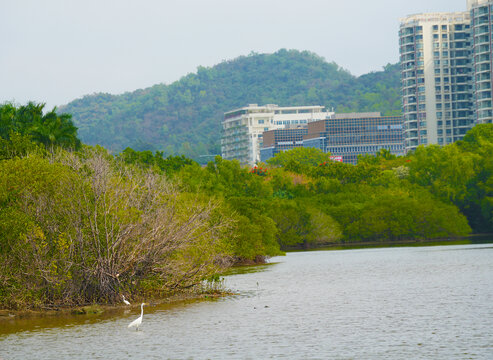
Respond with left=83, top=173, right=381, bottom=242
left=400, top=0, right=493, bottom=153
left=221, top=104, right=332, bottom=165
left=469, top=0, right=493, bottom=123
left=399, top=12, right=473, bottom=153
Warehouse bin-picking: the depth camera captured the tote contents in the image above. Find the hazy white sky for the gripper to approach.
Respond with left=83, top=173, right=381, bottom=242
left=1, top=0, right=466, bottom=109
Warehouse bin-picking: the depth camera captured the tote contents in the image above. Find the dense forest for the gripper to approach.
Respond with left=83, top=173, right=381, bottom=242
left=60, top=49, right=401, bottom=160
left=1, top=103, right=492, bottom=311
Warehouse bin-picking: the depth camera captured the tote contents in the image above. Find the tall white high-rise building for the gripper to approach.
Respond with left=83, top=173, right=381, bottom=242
left=399, top=12, right=473, bottom=153
left=468, top=0, right=493, bottom=123
left=400, top=1, right=493, bottom=153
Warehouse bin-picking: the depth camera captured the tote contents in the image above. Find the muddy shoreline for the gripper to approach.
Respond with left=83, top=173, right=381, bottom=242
left=0, top=290, right=232, bottom=321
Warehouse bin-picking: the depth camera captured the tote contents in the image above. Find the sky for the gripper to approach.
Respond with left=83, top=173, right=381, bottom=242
left=1, top=0, right=466, bottom=109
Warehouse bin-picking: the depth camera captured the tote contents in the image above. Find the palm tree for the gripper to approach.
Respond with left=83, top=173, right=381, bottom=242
left=29, top=107, right=81, bottom=150
left=0, top=102, right=81, bottom=150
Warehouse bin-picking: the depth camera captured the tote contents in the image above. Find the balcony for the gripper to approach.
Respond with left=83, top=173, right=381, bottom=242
left=474, top=34, right=490, bottom=44
left=401, top=37, right=415, bottom=45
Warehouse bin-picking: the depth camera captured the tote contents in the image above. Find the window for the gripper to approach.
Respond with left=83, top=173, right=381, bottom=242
left=258, top=119, right=264, bottom=124
left=433, top=25, right=438, bottom=31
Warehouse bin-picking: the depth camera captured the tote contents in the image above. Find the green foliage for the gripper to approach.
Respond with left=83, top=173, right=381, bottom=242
left=117, top=147, right=197, bottom=176
left=0, top=149, right=234, bottom=309
left=60, top=50, right=401, bottom=161
left=267, top=199, right=342, bottom=248
left=406, top=124, right=493, bottom=232
left=343, top=190, right=471, bottom=242
left=0, top=102, right=81, bottom=151
left=227, top=197, right=282, bottom=260
left=267, top=147, right=333, bottom=174
left=0, top=132, right=44, bottom=160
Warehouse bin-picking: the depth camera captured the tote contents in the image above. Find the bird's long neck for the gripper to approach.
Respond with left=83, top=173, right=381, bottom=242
left=140, top=303, right=144, bottom=318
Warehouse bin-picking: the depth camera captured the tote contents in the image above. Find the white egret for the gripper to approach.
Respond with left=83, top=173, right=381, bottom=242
left=122, top=294, right=131, bottom=305
left=128, top=302, right=148, bottom=331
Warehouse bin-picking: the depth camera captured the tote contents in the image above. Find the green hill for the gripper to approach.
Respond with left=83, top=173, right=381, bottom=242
left=60, top=49, right=401, bottom=160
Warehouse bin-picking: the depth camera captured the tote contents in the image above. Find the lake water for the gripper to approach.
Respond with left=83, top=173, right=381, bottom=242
left=1, top=242, right=493, bottom=359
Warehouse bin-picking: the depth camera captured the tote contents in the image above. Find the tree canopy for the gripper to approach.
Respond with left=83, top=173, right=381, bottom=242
left=0, top=102, right=81, bottom=152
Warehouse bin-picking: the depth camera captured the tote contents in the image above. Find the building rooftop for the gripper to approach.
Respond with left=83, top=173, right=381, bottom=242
left=333, top=112, right=381, bottom=119
left=467, top=0, right=492, bottom=9
left=400, top=12, right=469, bottom=25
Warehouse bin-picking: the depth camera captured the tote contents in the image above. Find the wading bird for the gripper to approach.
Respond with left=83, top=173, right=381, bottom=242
left=128, top=302, right=148, bottom=331
left=122, top=295, right=130, bottom=305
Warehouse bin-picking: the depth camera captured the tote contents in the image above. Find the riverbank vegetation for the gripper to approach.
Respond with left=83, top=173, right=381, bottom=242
left=1, top=102, right=492, bottom=310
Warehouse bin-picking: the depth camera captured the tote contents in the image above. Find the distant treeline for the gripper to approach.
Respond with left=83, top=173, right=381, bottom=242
left=60, top=49, right=401, bottom=161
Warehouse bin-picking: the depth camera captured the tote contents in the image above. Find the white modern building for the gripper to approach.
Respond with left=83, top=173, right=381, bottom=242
left=221, top=104, right=333, bottom=165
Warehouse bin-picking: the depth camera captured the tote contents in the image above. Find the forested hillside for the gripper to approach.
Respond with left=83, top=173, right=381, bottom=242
left=60, top=49, right=401, bottom=160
